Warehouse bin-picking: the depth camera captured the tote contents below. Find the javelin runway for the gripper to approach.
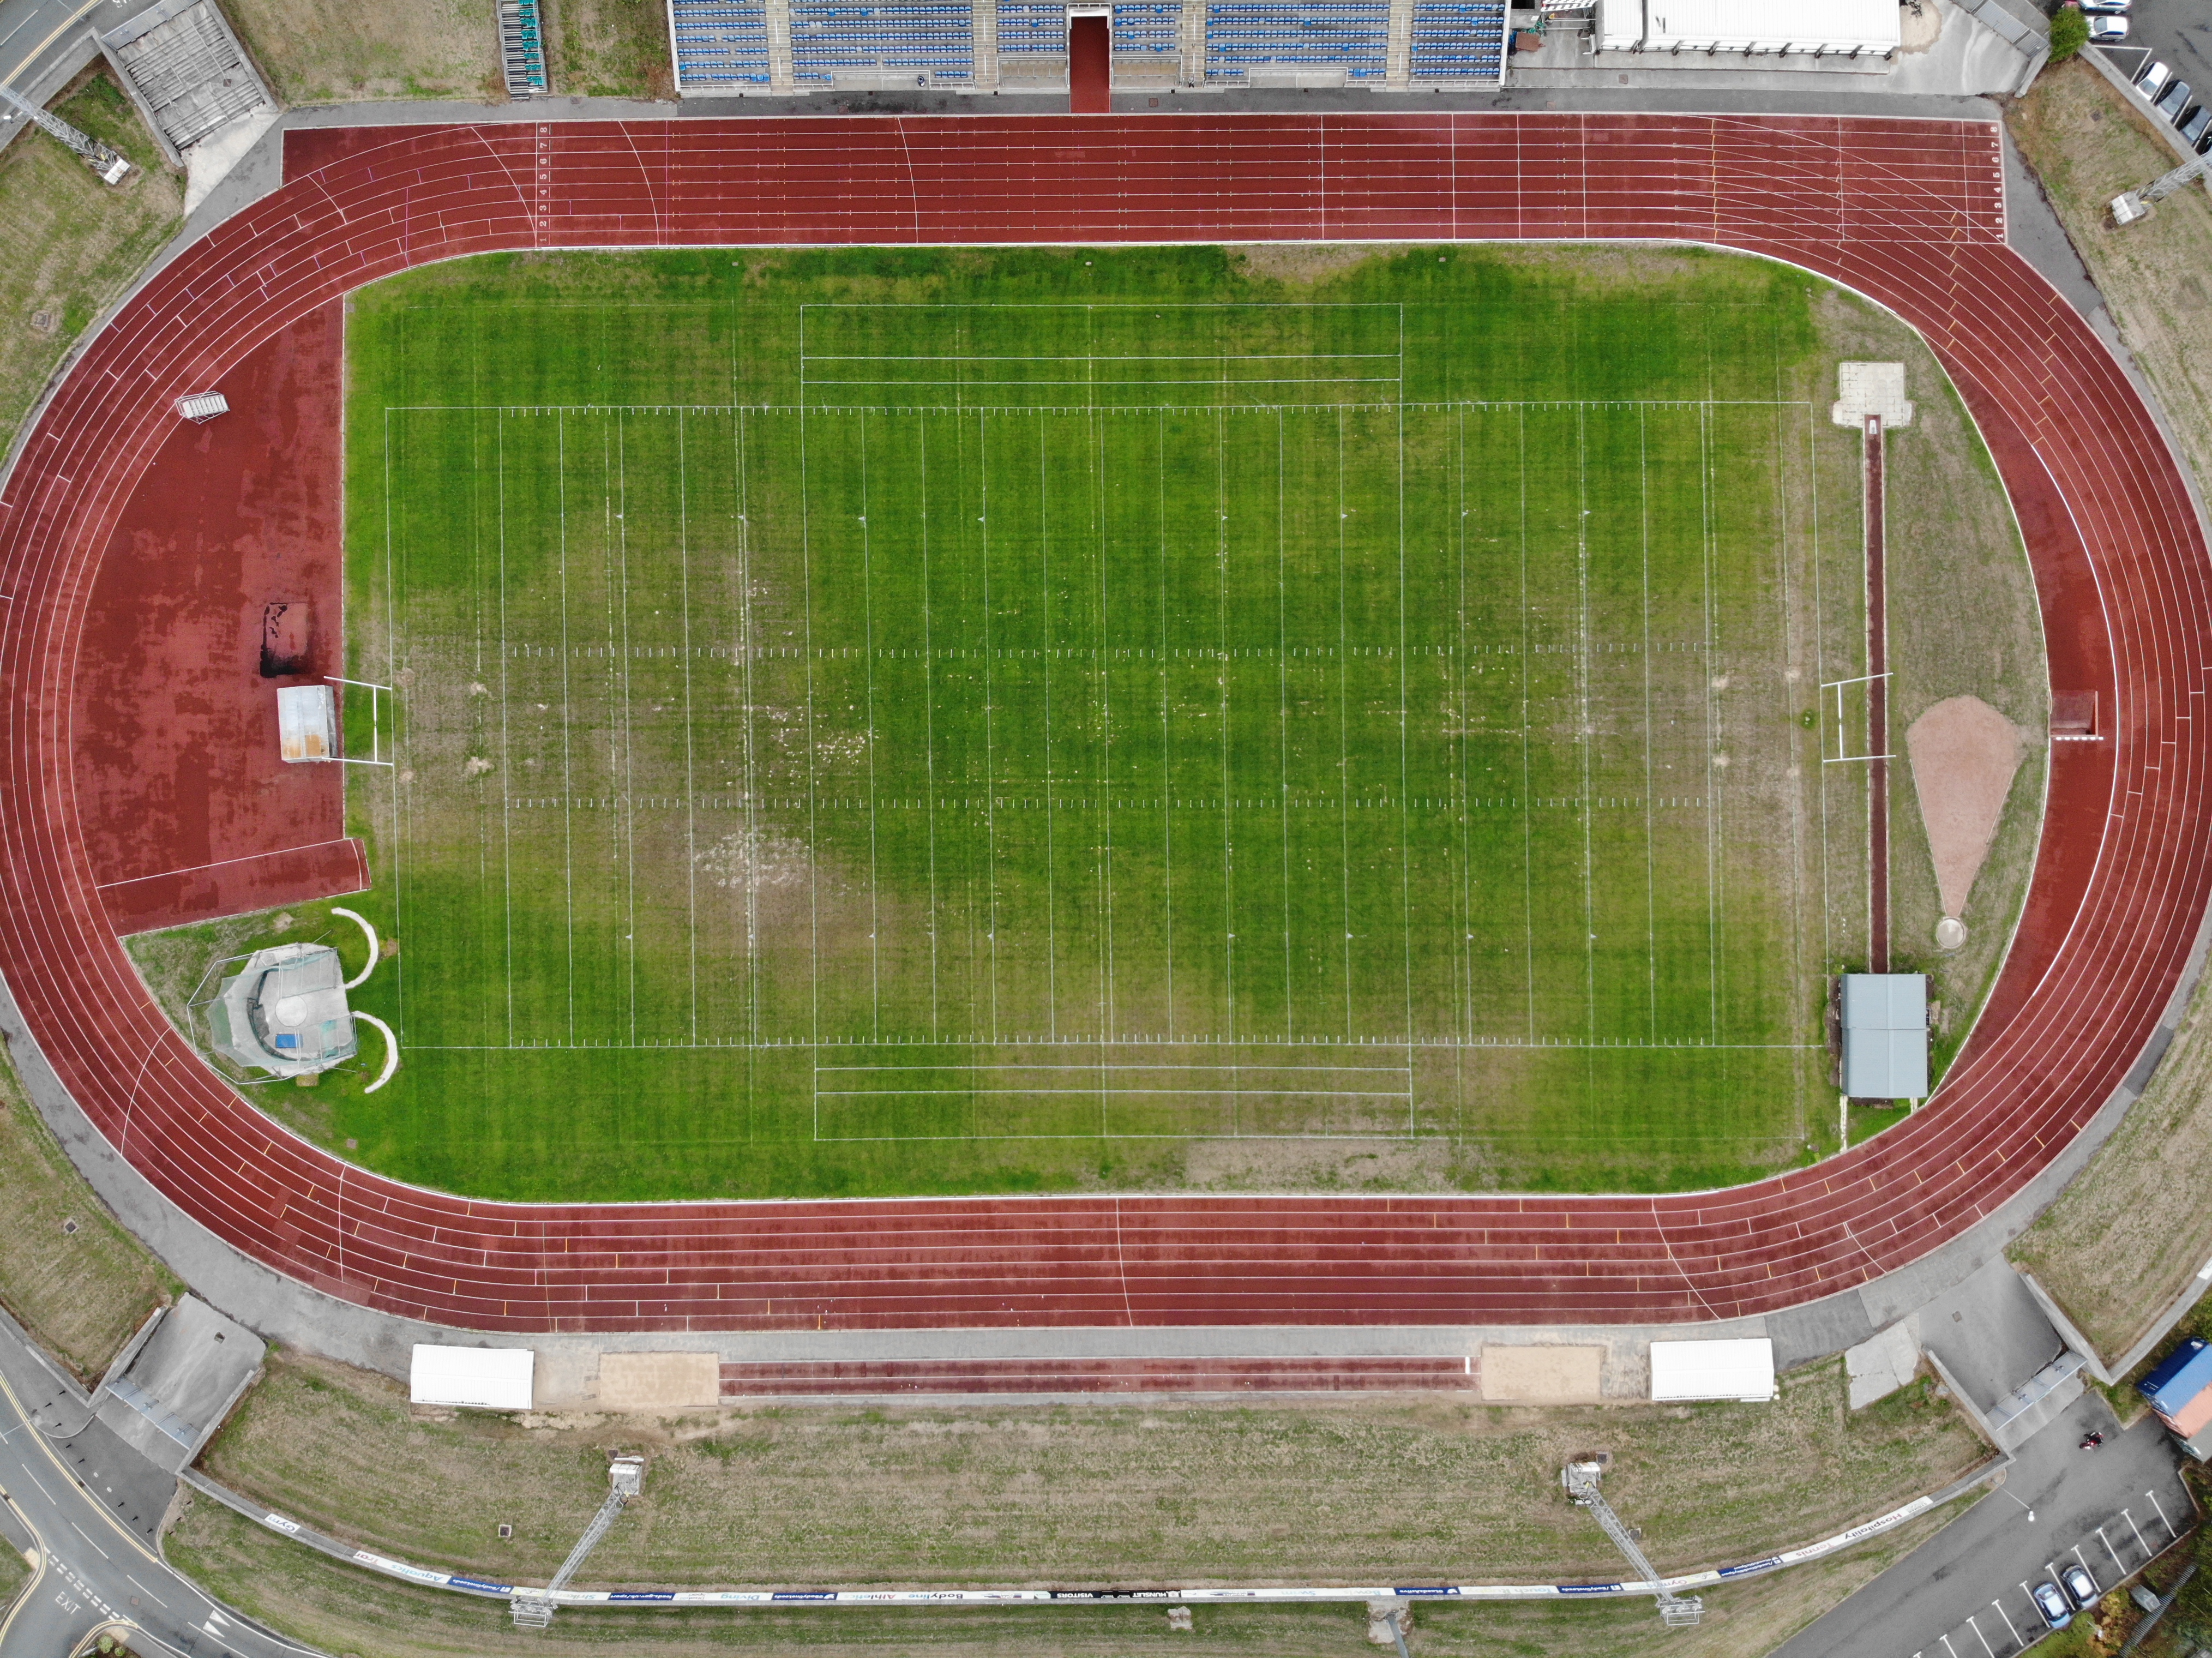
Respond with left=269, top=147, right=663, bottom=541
left=0, top=113, right=2199, bottom=1333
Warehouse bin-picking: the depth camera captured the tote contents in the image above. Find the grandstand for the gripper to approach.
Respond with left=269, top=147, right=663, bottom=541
left=666, top=0, right=1504, bottom=91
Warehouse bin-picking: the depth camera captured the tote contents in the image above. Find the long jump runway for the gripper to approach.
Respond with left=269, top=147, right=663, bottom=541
left=0, top=114, right=2202, bottom=1333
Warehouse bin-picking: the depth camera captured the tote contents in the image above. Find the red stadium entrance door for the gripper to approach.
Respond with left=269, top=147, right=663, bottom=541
left=1068, top=7, right=1109, bottom=112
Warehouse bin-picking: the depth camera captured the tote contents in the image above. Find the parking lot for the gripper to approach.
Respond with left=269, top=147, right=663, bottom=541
left=1909, top=1486, right=2192, bottom=1658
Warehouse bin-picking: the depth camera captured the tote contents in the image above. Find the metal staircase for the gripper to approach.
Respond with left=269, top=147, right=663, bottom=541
left=1562, top=1461, right=1703, bottom=1627
left=511, top=1456, right=645, bottom=1629
left=2113, top=152, right=2212, bottom=226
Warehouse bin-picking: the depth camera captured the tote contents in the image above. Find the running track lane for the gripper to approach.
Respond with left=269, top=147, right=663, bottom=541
left=0, top=113, right=2199, bottom=1334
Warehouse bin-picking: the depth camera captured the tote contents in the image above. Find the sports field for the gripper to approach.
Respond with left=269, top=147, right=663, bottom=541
left=329, top=244, right=1883, bottom=1202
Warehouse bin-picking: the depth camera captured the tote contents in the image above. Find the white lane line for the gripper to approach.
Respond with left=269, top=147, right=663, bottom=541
left=2096, top=1527, right=2126, bottom=1577
left=2121, top=1509, right=2151, bottom=1557
left=2147, top=1487, right=2179, bottom=1538
left=126, top=1572, right=167, bottom=1607
left=70, top=1519, right=109, bottom=1558
left=1965, top=1613, right=1996, bottom=1658
left=1991, top=1598, right=2023, bottom=1645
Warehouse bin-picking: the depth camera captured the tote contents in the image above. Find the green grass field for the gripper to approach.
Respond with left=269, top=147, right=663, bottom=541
left=316, top=244, right=1886, bottom=1202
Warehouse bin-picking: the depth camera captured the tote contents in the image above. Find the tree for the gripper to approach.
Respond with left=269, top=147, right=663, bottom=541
left=2048, top=3, right=2089, bottom=64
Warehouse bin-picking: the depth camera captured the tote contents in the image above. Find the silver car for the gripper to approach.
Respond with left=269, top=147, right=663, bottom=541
left=2032, top=1581, right=2073, bottom=1630
left=2061, top=1563, right=2099, bottom=1610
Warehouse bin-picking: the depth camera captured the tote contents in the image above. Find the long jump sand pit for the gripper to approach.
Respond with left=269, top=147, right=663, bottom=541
left=597, top=1351, right=719, bottom=1410
left=1907, top=694, right=2025, bottom=927
left=1478, top=1345, right=1606, bottom=1403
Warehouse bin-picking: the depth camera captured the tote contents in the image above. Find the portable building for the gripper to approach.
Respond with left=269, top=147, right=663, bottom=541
left=1597, top=0, right=1898, bottom=52
left=1649, top=1337, right=1776, bottom=1402
left=409, top=1345, right=534, bottom=1410
left=1841, top=974, right=1928, bottom=1100
left=2141, top=1337, right=2212, bottom=1422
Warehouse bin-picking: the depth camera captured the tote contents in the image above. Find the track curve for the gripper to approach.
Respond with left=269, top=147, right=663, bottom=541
left=2, top=113, right=2202, bottom=1333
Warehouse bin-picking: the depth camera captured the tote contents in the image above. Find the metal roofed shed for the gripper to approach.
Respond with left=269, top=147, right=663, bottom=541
left=2140, top=1337, right=2212, bottom=1420
left=1649, top=1338, right=1776, bottom=1402
left=1596, top=0, right=1899, bottom=53
left=411, top=1345, right=536, bottom=1411
left=176, top=391, right=227, bottom=423
left=1841, top=973, right=1928, bottom=1101
left=276, top=682, right=335, bottom=762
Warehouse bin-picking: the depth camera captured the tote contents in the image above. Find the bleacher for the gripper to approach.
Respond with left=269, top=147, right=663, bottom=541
left=1206, top=0, right=1391, bottom=77
left=666, top=0, right=1505, bottom=91
left=995, top=1, right=1070, bottom=56
left=1409, top=0, right=1506, bottom=80
left=1111, top=1, right=1183, bottom=56
left=670, top=0, right=774, bottom=87
left=790, top=0, right=977, bottom=81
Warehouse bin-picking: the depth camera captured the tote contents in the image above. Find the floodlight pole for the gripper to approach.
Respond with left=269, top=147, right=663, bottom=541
left=0, top=82, right=130, bottom=184
left=1563, top=1461, right=1703, bottom=1627
left=512, top=1457, right=645, bottom=1628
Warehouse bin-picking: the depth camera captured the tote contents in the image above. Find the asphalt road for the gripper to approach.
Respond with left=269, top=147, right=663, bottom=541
left=1772, top=1392, right=2191, bottom=1658
left=0, top=1314, right=320, bottom=1658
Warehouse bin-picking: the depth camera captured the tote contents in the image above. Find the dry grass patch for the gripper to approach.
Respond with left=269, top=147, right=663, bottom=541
left=0, top=70, right=179, bottom=459
left=0, top=1055, right=175, bottom=1380
left=552, top=0, right=675, bottom=97
left=224, top=0, right=500, bottom=104
left=2011, top=61, right=2212, bottom=491
left=165, top=1481, right=1971, bottom=1658
left=2005, top=59, right=2212, bottom=1360
left=199, top=1351, right=1985, bottom=1589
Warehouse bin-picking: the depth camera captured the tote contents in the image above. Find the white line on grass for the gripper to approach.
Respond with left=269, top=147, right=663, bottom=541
left=1216, top=406, right=1237, bottom=1101
left=799, top=400, right=822, bottom=1115
left=1276, top=409, right=1295, bottom=1040
left=1157, top=409, right=1175, bottom=1042
left=919, top=418, right=941, bottom=1034
left=1640, top=406, right=1659, bottom=1040
left=1039, top=418, right=1060, bottom=1042
left=557, top=410, right=578, bottom=1046
left=616, top=412, right=640, bottom=1047
left=737, top=410, right=762, bottom=1054
left=979, top=410, right=1002, bottom=1044
left=1336, top=408, right=1354, bottom=1041
left=1518, top=407, right=1536, bottom=1042
left=495, top=415, right=515, bottom=1044
left=1393, top=311, right=1416, bottom=1126
left=859, top=412, right=883, bottom=1037
left=1577, top=406, right=1596, bottom=1046
left=678, top=409, right=699, bottom=1043
left=1095, top=404, right=1118, bottom=1123
left=1700, top=403, right=1722, bottom=1043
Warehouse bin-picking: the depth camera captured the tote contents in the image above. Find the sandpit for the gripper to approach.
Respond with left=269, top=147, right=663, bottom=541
left=598, top=1351, right=721, bottom=1410
left=1906, top=695, right=2024, bottom=925
left=1478, top=1344, right=1605, bottom=1403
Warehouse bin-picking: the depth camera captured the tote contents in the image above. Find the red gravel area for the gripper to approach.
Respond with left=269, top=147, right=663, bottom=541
left=71, top=299, right=363, bottom=935
left=0, top=115, right=2192, bottom=1336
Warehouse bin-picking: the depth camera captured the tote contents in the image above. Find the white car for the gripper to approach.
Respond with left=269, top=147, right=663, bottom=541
left=2137, top=59, right=2173, bottom=102
left=2090, top=14, right=2130, bottom=41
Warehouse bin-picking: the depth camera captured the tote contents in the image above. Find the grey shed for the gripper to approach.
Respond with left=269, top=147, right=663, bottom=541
left=1841, top=974, right=1928, bottom=1101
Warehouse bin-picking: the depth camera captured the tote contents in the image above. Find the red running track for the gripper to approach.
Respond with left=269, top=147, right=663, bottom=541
left=0, top=114, right=2201, bottom=1335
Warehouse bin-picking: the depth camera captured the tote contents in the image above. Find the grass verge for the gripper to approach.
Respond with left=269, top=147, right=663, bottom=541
left=2006, top=58, right=2212, bottom=1362
left=197, top=1350, right=1986, bottom=1588
left=552, top=0, right=675, bottom=96
left=0, top=69, right=180, bottom=459
left=223, top=0, right=501, bottom=103
left=164, top=1491, right=1968, bottom=1658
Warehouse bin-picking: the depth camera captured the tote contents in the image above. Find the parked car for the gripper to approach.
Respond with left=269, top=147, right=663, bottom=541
left=2157, top=79, right=2195, bottom=122
left=2137, top=59, right=2172, bottom=101
left=2090, top=15, right=2130, bottom=41
left=2061, top=1563, right=2099, bottom=1611
left=2198, top=121, right=2212, bottom=155
left=2184, top=104, right=2212, bottom=151
left=2033, top=1582, right=2074, bottom=1630
left=2079, top=0, right=2129, bottom=14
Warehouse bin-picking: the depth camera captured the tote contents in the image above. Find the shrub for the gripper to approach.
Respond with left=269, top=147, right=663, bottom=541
left=2049, top=4, right=2089, bottom=64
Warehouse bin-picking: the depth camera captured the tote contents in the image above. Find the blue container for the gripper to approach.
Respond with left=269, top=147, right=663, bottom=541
left=2139, top=1337, right=2212, bottom=1416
